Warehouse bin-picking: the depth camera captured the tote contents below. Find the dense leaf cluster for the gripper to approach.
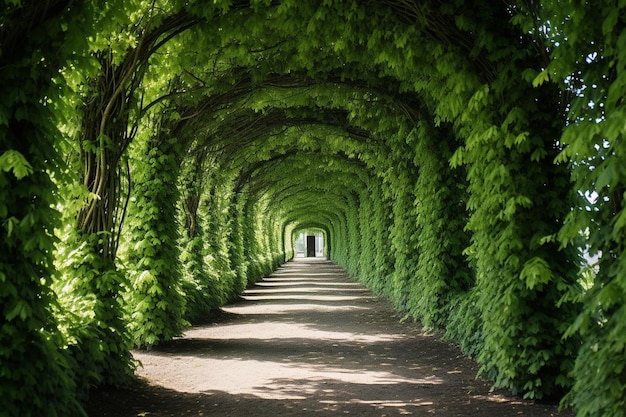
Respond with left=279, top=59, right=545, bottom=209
left=1, top=1, right=625, bottom=416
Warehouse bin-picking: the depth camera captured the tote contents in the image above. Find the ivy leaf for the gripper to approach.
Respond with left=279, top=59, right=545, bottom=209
left=520, top=257, right=553, bottom=290
left=450, top=147, right=465, bottom=167
left=0, top=150, right=34, bottom=179
left=532, top=69, right=550, bottom=87
left=6, top=299, right=32, bottom=321
left=4, top=216, right=19, bottom=237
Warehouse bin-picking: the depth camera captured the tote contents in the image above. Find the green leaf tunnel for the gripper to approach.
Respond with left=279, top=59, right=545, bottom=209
left=1, top=1, right=625, bottom=416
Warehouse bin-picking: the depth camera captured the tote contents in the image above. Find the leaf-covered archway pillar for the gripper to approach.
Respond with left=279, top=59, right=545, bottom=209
left=357, top=176, right=380, bottom=282
left=326, top=220, right=337, bottom=260
left=313, top=203, right=349, bottom=264
left=64, top=51, right=137, bottom=384
left=340, top=190, right=361, bottom=276
left=371, top=177, right=394, bottom=291
left=227, top=189, right=249, bottom=297
left=177, top=149, right=222, bottom=322
left=241, top=194, right=273, bottom=284
left=459, top=82, right=581, bottom=398
left=266, top=210, right=288, bottom=266
left=122, top=132, right=187, bottom=348
left=539, top=2, right=626, bottom=414
left=408, top=120, right=472, bottom=330
left=200, top=170, right=238, bottom=302
left=351, top=155, right=395, bottom=293
left=328, top=164, right=374, bottom=275
left=62, top=7, right=199, bottom=380
left=330, top=210, right=349, bottom=263
left=0, top=3, right=87, bottom=414
left=257, top=201, right=282, bottom=268
left=386, top=159, right=420, bottom=310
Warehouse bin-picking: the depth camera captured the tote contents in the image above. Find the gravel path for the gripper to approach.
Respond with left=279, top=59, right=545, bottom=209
left=85, top=257, right=573, bottom=417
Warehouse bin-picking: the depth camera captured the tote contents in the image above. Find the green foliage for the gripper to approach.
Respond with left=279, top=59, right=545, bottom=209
left=444, top=290, right=484, bottom=358
left=54, top=228, right=135, bottom=390
left=201, top=178, right=240, bottom=303
left=0, top=2, right=93, bottom=414
left=563, top=278, right=626, bottom=417
left=227, top=192, right=249, bottom=296
left=387, top=169, right=418, bottom=309
left=242, top=199, right=273, bottom=284
left=6, top=1, right=626, bottom=416
left=459, top=94, right=581, bottom=399
left=538, top=1, right=626, bottom=414
left=178, top=234, right=226, bottom=322
left=357, top=183, right=378, bottom=281
left=177, top=161, right=226, bottom=321
left=122, top=137, right=187, bottom=348
left=408, top=122, right=472, bottom=330
left=0, top=149, right=84, bottom=417
left=0, top=150, right=34, bottom=180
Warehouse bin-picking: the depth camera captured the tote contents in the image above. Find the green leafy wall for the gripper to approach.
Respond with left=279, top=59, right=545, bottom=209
left=2, top=2, right=625, bottom=417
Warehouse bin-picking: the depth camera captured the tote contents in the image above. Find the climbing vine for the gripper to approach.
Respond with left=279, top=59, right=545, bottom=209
left=2, top=2, right=95, bottom=415
left=408, top=121, right=472, bottom=330
left=534, top=1, right=626, bottom=415
left=2, top=2, right=625, bottom=417
left=121, top=132, right=187, bottom=348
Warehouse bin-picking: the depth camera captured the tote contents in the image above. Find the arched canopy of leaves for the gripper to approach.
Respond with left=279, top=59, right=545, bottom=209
left=2, top=1, right=625, bottom=416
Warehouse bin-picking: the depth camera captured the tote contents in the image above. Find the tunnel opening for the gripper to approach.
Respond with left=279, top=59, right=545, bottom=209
left=294, top=229, right=325, bottom=258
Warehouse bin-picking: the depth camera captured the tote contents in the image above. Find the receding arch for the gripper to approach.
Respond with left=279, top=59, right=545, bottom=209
left=3, top=2, right=624, bottom=415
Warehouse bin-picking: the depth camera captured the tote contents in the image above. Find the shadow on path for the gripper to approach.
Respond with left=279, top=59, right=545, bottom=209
left=86, top=258, right=573, bottom=416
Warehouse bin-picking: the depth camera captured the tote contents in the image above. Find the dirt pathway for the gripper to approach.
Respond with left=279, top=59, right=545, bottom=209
left=86, top=258, right=573, bottom=416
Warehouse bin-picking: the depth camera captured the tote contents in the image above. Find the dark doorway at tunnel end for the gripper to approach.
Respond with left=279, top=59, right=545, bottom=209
left=306, top=235, right=316, bottom=257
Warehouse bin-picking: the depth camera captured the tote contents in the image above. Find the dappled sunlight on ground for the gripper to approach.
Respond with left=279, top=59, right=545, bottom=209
left=89, top=258, right=573, bottom=416
left=240, top=293, right=377, bottom=302
left=134, top=353, right=443, bottom=400
left=182, top=321, right=403, bottom=343
left=135, top=259, right=420, bottom=401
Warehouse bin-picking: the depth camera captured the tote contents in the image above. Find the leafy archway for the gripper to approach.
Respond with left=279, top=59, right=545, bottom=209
left=2, top=1, right=625, bottom=416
